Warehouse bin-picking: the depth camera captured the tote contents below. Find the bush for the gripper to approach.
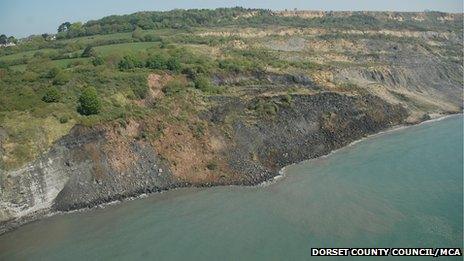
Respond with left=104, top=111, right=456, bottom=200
left=218, top=58, right=258, bottom=73
left=166, top=57, right=181, bottom=72
left=162, top=78, right=185, bottom=96
left=45, top=67, right=61, bottom=79
left=59, top=116, right=69, bottom=123
left=0, top=61, right=8, bottom=69
left=131, top=82, right=149, bottom=99
left=131, top=27, right=143, bottom=41
left=146, top=54, right=167, bottom=70
left=118, top=55, right=143, bottom=70
left=81, top=46, right=96, bottom=58
left=42, top=87, right=61, bottom=103
left=77, top=86, right=101, bottom=115
left=194, top=76, right=210, bottom=90
left=53, top=71, right=71, bottom=85
left=143, top=34, right=161, bottom=42
left=160, top=39, right=171, bottom=48
left=182, top=64, right=210, bottom=80
left=194, top=75, right=220, bottom=93
left=92, top=56, right=104, bottom=66
left=251, top=99, right=279, bottom=117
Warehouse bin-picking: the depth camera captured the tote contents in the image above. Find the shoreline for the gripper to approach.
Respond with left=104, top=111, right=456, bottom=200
left=271, top=112, right=462, bottom=184
left=0, top=112, right=461, bottom=235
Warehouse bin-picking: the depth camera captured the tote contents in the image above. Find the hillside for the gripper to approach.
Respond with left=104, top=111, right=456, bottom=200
left=0, top=8, right=462, bottom=232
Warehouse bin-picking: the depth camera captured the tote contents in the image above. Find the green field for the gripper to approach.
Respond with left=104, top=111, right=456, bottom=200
left=59, top=32, right=132, bottom=45
left=0, top=48, right=56, bottom=62
left=94, top=42, right=161, bottom=56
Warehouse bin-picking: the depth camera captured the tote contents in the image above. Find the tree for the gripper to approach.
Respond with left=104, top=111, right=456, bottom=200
left=131, top=27, right=143, bottom=40
left=0, top=34, right=7, bottom=44
left=136, top=17, right=155, bottom=30
left=70, top=22, right=83, bottom=30
left=85, top=24, right=101, bottom=35
left=78, top=87, right=101, bottom=115
left=58, top=22, right=71, bottom=32
left=7, top=36, right=17, bottom=44
left=81, top=46, right=96, bottom=57
left=42, top=87, right=61, bottom=103
left=67, top=22, right=84, bottom=38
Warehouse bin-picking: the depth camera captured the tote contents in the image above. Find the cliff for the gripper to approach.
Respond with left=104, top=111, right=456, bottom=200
left=0, top=91, right=409, bottom=233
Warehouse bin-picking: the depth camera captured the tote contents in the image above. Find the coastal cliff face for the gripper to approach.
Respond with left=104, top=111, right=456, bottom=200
left=208, top=93, right=408, bottom=184
left=0, top=92, right=408, bottom=232
left=0, top=9, right=462, bottom=233
left=0, top=125, right=175, bottom=230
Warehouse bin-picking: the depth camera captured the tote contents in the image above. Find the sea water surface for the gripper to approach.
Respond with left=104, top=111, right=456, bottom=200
left=0, top=116, right=462, bottom=260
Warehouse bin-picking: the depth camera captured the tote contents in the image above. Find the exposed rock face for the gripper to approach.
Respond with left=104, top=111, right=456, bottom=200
left=333, top=38, right=463, bottom=114
left=0, top=90, right=409, bottom=233
left=209, top=93, right=408, bottom=184
left=0, top=125, right=176, bottom=233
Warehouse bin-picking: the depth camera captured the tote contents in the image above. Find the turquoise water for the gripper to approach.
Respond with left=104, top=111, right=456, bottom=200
left=0, top=116, right=462, bottom=260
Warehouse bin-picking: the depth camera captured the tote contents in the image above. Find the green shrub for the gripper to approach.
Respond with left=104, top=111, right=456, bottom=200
left=143, top=34, right=161, bottom=42
left=166, top=57, right=181, bottom=72
left=118, top=55, right=143, bottom=70
left=45, top=67, right=61, bottom=79
left=59, top=116, right=69, bottom=123
left=92, top=56, right=104, bottom=66
left=162, top=78, right=185, bottom=96
left=81, top=46, right=96, bottom=57
left=194, top=75, right=212, bottom=91
left=218, top=58, right=260, bottom=73
left=42, top=87, right=61, bottom=103
left=182, top=64, right=210, bottom=80
left=131, top=82, right=149, bottom=99
left=160, top=39, right=171, bottom=48
left=131, top=27, right=144, bottom=41
left=78, top=86, right=101, bottom=115
left=146, top=53, right=168, bottom=70
left=252, top=99, right=279, bottom=117
left=0, top=61, right=8, bottom=69
left=53, top=71, right=71, bottom=85
left=193, top=75, right=222, bottom=94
